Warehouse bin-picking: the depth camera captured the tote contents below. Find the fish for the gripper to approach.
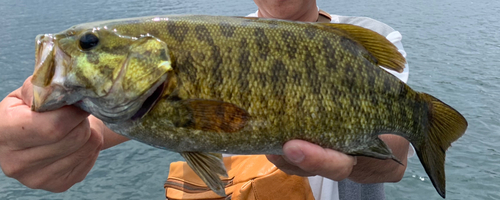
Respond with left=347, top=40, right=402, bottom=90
left=30, top=15, right=467, bottom=198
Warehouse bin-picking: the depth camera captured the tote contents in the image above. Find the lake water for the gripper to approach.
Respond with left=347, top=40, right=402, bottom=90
left=0, top=0, right=499, bottom=199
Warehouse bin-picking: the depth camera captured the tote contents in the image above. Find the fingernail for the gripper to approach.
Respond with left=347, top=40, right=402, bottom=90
left=352, top=156, right=357, bottom=166
left=284, top=145, right=305, bottom=164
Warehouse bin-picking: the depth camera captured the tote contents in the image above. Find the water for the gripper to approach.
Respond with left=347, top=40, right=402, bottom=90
left=0, top=0, right=498, bottom=199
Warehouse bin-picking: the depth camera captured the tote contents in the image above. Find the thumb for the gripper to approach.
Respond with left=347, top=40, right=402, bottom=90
left=282, top=140, right=357, bottom=181
left=20, top=76, right=34, bottom=107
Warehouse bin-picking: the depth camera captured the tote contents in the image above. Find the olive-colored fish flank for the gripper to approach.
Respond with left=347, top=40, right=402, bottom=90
left=304, top=25, right=317, bottom=39
left=281, top=30, right=298, bottom=59
left=166, top=21, right=189, bottom=43
left=271, top=60, right=287, bottom=97
left=219, top=22, right=236, bottom=38
left=321, top=36, right=338, bottom=72
left=253, top=27, right=269, bottom=60
left=237, top=39, right=251, bottom=97
left=176, top=52, right=198, bottom=85
left=195, top=25, right=215, bottom=45
left=209, top=45, right=223, bottom=98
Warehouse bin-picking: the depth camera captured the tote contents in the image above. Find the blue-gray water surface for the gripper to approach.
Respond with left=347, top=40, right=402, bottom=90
left=0, top=0, right=499, bottom=199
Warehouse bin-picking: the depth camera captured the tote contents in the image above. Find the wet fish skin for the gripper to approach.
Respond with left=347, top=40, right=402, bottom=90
left=30, top=15, right=467, bottom=198
left=105, top=16, right=419, bottom=156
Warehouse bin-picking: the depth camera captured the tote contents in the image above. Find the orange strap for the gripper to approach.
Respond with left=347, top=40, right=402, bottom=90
left=318, top=9, right=332, bottom=22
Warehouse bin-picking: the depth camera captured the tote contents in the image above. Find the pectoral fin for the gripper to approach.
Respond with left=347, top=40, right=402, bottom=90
left=352, top=137, right=403, bottom=165
left=174, top=99, right=250, bottom=133
left=180, top=152, right=227, bottom=197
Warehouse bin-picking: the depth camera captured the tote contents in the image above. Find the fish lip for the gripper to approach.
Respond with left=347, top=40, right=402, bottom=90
left=31, top=34, right=76, bottom=112
left=32, top=34, right=55, bottom=88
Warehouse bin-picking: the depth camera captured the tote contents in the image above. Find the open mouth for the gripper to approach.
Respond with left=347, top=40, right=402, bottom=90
left=130, top=80, right=166, bottom=120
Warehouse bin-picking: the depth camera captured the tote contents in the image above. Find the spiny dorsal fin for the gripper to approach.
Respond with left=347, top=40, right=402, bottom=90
left=180, top=152, right=227, bottom=197
left=181, top=99, right=250, bottom=133
left=320, top=23, right=406, bottom=73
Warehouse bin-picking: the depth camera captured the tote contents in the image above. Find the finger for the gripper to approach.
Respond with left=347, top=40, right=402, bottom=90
left=1, top=77, right=35, bottom=108
left=266, top=154, right=315, bottom=177
left=10, top=119, right=92, bottom=172
left=6, top=106, right=89, bottom=148
left=44, top=128, right=103, bottom=192
left=20, top=76, right=34, bottom=106
left=52, top=126, right=103, bottom=177
left=46, top=137, right=101, bottom=193
left=15, top=128, right=102, bottom=192
left=43, top=150, right=100, bottom=193
left=2, top=98, right=90, bottom=148
left=282, top=140, right=356, bottom=181
left=1, top=76, right=90, bottom=148
left=18, top=149, right=100, bottom=192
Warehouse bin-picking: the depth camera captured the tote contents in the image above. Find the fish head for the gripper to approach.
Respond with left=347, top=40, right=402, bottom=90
left=31, top=23, right=173, bottom=122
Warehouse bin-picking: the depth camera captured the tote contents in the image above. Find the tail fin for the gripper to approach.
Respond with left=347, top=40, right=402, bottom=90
left=414, top=93, right=467, bottom=198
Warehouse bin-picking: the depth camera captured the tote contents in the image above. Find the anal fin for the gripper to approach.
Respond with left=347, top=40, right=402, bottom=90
left=180, top=152, right=228, bottom=197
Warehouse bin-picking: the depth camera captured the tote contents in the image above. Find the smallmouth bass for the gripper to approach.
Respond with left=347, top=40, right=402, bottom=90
left=30, top=15, right=467, bottom=198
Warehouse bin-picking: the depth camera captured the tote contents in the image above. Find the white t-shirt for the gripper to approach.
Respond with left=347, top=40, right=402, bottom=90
left=246, top=10, right=412, bottom=200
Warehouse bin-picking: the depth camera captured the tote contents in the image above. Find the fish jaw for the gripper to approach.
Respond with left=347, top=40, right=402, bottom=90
left=31, top=34, right=81, bottom=112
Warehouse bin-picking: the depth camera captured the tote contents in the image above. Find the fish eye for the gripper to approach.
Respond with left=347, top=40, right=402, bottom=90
left=79, top=32, right=99, bottom=51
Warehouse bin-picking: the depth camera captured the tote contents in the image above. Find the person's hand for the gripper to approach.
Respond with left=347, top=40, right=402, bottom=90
left=0, top=77, right=104, bottom=192
left=266, top=140, right=357, bottom=181
left=267, top=135, right=408, bottom=183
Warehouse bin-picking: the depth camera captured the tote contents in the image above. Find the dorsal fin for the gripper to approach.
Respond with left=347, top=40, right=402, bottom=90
left=320, top=23, right=406, bottom=73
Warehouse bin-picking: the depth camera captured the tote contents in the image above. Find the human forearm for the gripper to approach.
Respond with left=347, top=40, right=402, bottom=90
left=347, top=134, right=409, bottom=183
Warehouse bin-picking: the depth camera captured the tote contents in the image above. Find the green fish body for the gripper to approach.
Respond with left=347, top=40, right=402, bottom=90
left=31, top=15, right=467, bottom=198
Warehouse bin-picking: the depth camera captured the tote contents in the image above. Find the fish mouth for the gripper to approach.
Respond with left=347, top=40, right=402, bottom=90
left=31, top=34, right=78, bottom=112
left=130, top=79, right=167, bottom=120
left=129, top=67, right=176, bottom=121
